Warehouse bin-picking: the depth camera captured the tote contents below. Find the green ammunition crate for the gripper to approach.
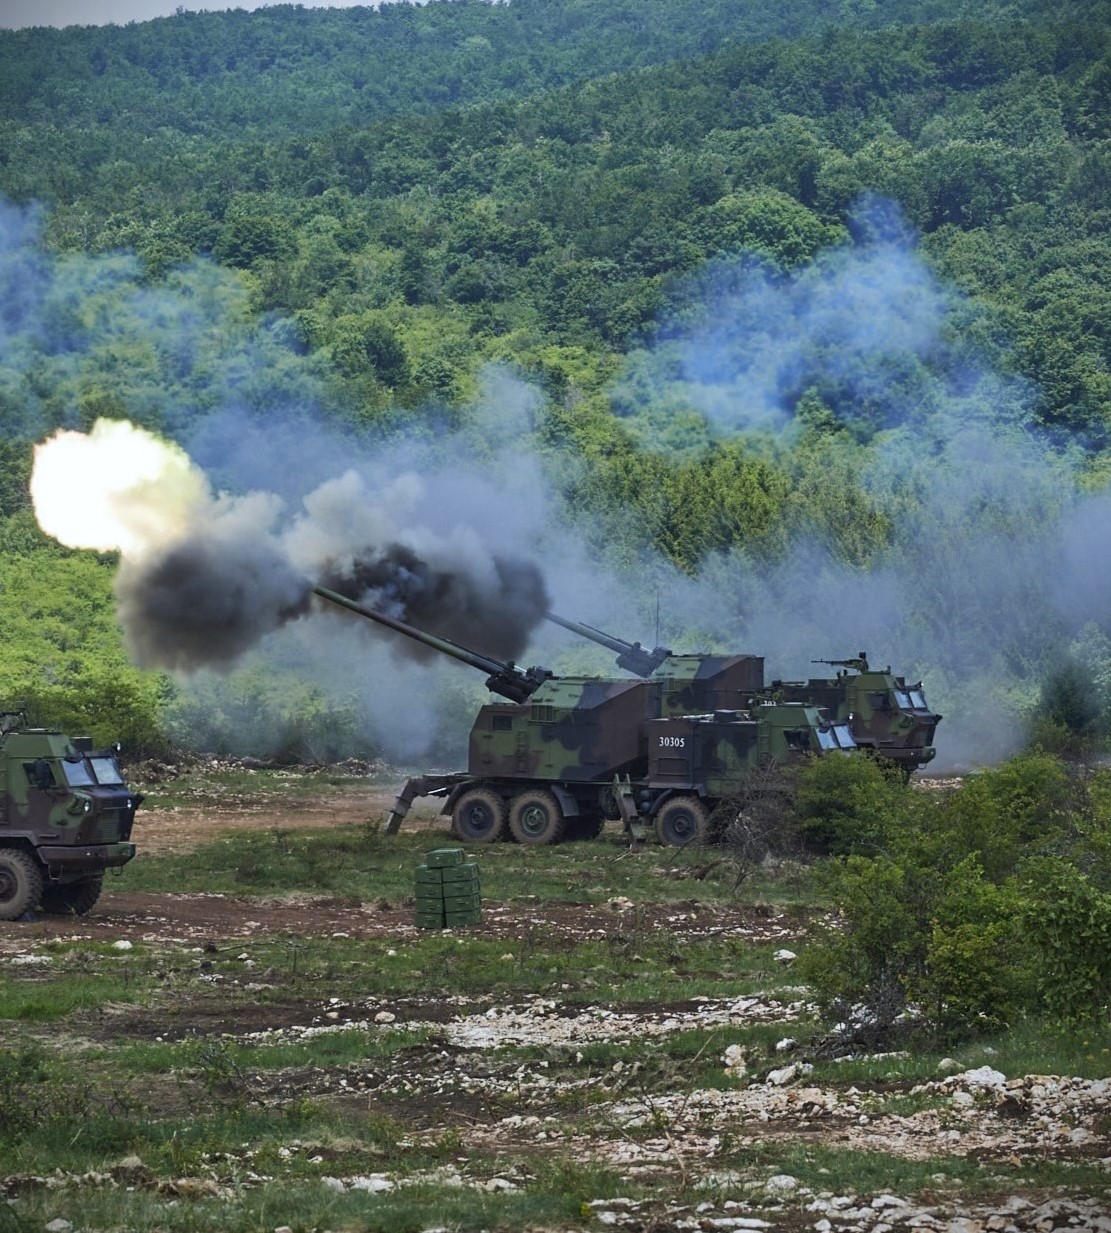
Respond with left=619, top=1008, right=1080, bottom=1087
left=414, top=906, right=446, bottom=928
left=425, top=847, right=465, bottom=868
left=445, top=908, right=482, bottom=927
left=414, top=865, right=445, bottom=885
left=441, top=863, right=480, bottom=886
left=442, top=891, right=482, bottom=913
left=415, top=886, right=448, bottom=906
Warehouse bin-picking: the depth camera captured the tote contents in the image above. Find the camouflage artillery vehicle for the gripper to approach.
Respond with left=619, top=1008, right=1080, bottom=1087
left=548, top=616, right=941, bottom=775
left=315, top=587, right=857, bottom=846
left=0, top=709, right=142, bottom=920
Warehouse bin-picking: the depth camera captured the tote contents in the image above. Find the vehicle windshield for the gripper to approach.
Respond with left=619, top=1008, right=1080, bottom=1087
left=89, top=757, right=125, bottom=785
left=896, top=688, right=930, bottom=711
left=816, top=727, right=838, bottom=751
left=832, top=723, right=857, bottom=749
left=61, top=758, right=95, bottom=787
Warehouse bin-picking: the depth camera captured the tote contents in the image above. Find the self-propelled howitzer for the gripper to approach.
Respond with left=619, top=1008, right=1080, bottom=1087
left=548, top=614, right=941, bottom=775
left=314, top=588, right=857, bottom=846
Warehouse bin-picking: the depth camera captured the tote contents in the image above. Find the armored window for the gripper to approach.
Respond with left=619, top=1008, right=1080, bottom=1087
left=787, top=729, right=813, bottom=751
left=89, top=756, right=125, bottom=785
left=61, top=757, right=95, bottom=787
left=909, top=689, right=927, bottom=710
left=492, top=715, right=513, bottom=732
left=24, top=760, right=56, bottom=788
left=816, top=728, right=837, bottom=751
left=832, top=724, right=857, bottom=749
left=895, top=689, right=914, bottom=710
left=868, top=691, right=890, bottom=711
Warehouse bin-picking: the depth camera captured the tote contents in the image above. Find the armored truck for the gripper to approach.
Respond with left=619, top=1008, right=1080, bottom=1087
left=0, top=710, right=141, bottom=920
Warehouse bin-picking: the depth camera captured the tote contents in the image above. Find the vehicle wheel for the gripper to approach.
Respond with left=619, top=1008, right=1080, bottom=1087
left=0, top=849, right=44, bottom=920
left=655, top=796, right=712, bottom=847
left=40, top=874, right=104, bottom=916
left=508, top=789, right=566, bottom=846
left=450, top=787, right=507, bottom=843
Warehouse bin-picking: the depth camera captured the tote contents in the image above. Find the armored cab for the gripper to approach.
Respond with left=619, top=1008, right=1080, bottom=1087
left=0, top=711, right=141, bottom=920
left=771, top=655, right=941, bottom=774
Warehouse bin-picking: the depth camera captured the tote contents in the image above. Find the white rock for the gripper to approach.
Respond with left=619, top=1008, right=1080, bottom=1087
left=775, top=1037, right=797, bottom=1053
left=937, top=1057, right=960, bottom=1072
left=374, top=1011, right=396, bottom=1024
left=274, top=1226, right=294, bottom=1233
left=957, top=1065, right=1006, bottom=1088
left=112, top=940, right=133, bottom=951
left=872, top=1195, right=908, bottom=1209
left=773, top=949, right=797, bottom=964
left=765, top=1174, right=799, bottom=1193
left=766, top=1064, right=799, bottom=1087
left=951, top=1090, right=975, bottom=1108
left=45, top=1221, right=73, bottom=1233
left=723, top=1044, right=747, bottom=1077
left=321, top=1177, right=346, bottom=1192
left=350, top=1174, right=394, bottom=1193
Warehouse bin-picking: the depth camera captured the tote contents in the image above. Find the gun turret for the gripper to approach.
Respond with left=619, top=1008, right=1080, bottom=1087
left=546, top=613, right=672, bottom=678
left=313, top=586, right=553, bottom=704
left=811, top=652, right=870, bottom=673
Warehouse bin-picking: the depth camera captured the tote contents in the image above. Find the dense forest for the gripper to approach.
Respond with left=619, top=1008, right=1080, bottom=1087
left=1, top=0, right=1111, bottom=769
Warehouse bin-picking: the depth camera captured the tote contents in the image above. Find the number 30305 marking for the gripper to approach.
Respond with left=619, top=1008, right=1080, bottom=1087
left=658, top=736, right=686, bottom=748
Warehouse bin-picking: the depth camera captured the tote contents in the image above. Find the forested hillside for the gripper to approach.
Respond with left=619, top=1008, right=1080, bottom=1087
left=1, top=0, right=1111, bottom=762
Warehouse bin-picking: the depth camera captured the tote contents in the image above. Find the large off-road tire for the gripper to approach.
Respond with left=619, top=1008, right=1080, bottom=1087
left=655, top=796, right=712, bottom=847
left=450, top=787, right=507, bottom=843
left=0, top=848, right=44, bottom=920
left=40, top=874, right=104, bottom=916
left=508, top=789, right=566, bottom=846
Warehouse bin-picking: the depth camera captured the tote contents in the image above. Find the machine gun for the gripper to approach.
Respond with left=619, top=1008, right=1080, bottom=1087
left=312, top=585, right=553, bottom=704
left=545, top=612, right=672, bottom=678
left=812, top=652, right=870, bottom=673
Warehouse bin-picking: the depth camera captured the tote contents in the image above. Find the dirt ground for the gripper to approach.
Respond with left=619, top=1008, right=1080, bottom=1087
left=3, top=780, right=1109, bottom=1232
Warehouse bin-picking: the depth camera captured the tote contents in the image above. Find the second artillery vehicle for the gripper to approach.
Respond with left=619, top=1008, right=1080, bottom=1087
left=314, top=587, right=857, bottom=846
left=0, top=708, right=142, bottom=920
left=547, top=616, right=941, bottom=775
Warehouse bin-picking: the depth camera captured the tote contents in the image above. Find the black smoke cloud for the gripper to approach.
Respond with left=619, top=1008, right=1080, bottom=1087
left=319, top=544, right=549, bottom=663
left=117, top=534, right=313, bottom=673
left=111, top=465, right=551, bottom=676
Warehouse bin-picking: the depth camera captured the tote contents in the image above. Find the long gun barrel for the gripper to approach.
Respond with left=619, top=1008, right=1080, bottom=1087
left=313, top=586, right=553, bottom=703
left=546, top=612, right=671, bottom=678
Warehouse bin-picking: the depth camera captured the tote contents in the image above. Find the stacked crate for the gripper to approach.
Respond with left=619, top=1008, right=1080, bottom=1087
left=414, top=847, right=481, bottom=929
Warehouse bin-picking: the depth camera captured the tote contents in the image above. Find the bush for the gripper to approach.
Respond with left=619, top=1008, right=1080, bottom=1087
left=794, top=753, right=912, bottom=855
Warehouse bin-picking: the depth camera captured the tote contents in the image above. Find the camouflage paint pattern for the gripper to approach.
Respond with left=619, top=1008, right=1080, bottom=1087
left=769, top=668, right=940, bottom=771
left=647, top=704, right=856, bottom=799
left=654, top=654, right=765, bottom=718
left=469, top=678, right=656, bottom=783
left=0, top=728, right=138, bottom=875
